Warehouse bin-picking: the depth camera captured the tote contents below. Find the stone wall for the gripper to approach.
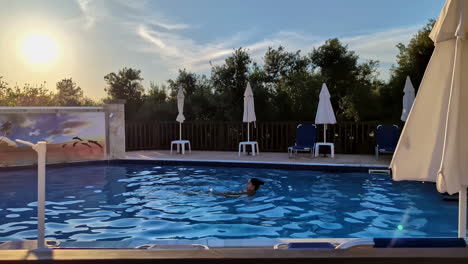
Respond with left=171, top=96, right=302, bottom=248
left=103, top=100, right=126, bottom=159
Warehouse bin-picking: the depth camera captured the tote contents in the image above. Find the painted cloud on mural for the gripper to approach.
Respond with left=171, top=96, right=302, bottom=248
left=0, top=112, right=106, bottom=166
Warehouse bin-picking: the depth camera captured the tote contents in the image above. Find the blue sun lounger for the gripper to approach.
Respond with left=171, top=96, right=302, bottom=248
left=336, top=238, right=467, bottom=249
left=288, top=124, right=317, bottom=158
left=276, top=238, right=467, bottom=250
left=375, top=125, right=400, bottom=159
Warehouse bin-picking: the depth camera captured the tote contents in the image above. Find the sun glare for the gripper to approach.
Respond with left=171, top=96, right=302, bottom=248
left=21, top=34, right=58, bottom=65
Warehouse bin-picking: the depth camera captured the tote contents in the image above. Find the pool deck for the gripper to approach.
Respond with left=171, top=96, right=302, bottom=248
left=1, top=243, right=468, bottom=264
left=125, top=150, right=391, bottom=168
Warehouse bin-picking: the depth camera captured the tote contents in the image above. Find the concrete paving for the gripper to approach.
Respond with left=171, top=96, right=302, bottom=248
left=125, top=150, right=391, bottom=167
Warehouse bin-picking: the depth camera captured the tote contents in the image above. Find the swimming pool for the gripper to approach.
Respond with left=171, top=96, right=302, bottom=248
left=0, top=163, right=459, bottom=241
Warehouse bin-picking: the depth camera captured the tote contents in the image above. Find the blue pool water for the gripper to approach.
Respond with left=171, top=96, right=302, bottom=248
left=0, top=164, right=459, bottom=241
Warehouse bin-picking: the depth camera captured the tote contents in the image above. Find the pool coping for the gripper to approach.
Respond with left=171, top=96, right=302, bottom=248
left=0, top=158, right=389, bottom=173
left=0, top=238, right=354, bottom=250
left=0, top=246, right=468, bottom=264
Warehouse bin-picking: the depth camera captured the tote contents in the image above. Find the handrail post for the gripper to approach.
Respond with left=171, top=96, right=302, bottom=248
left=15, top=140, right=47, bottom=249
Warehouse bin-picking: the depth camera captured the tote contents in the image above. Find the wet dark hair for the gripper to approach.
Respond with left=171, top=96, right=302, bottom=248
left=249, top=178, right=265, bottom=190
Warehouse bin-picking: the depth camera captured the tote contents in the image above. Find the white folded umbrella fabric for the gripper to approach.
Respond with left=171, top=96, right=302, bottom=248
left=176, top=86, right=185, bottom=123
left=315, top=83, right=336, bottom=142
left=401, top=76, right=416, bottom=122
left=243, top=82, right=256, bottom=142
left=390, top=0, right=468, bottom=238
left=176, top=86, right=185, bottom=141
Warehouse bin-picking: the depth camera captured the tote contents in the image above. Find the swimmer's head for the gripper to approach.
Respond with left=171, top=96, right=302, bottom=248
left=247, top=178, right=265, bottom=192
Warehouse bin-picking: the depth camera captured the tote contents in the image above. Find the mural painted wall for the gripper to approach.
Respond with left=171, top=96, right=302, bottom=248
left=0, top=112, right=106, bottom=166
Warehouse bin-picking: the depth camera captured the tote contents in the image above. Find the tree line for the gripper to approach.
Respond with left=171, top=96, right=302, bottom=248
left=0, top=21, right=434, bottom=123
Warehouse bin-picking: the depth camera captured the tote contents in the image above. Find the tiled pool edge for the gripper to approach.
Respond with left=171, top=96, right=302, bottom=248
left=0, top=158, right=389, bottom=173
left=0, top=160, right=110, bottom=171
left=118, top=158, right=389, bottom=172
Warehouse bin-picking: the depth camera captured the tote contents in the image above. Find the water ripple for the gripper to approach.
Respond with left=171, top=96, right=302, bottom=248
left=0, top=165, right=459, bottom=241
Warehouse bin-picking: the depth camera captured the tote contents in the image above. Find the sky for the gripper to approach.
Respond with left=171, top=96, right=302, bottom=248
left=0, top=0, right=445, bottom=99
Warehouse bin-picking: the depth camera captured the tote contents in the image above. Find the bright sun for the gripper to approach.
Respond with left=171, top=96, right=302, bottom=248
left=22, top=34, right=58, bottom=65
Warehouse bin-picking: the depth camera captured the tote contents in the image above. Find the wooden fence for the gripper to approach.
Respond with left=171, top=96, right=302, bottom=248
left=125, top=121, right=380, bottom=154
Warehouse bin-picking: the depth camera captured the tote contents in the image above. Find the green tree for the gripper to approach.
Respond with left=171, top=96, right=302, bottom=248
left=147, top=81, right=168, bottom=104
left=168, top=70, right=198, bottom=97
left=0, top=77, right=9, bottom=106
left=310, top=38, right=359, bottom=120
left=381, top=20, right=435, bottom=121
left=80, top=97, right=99, bottom=106
left=263, top=46, right=310, bottom=84
left=18, top=83, right=56, bottom=106
left=310, top=38, right=380, bottom=121
left=248, top=63, right=277, bottom=121
left=136, top=82, right=176, bottom=121
left=211, top=48, right=252, bottom=120
left=189, top=75, right=217, bottom=121
left=104, top=67, right=145, bottom=119
left=0, top=82, right=55, bottom=106
left=168, top=70, right=217, bottom=121
left=167, top=69, right=198, bottom=120
left=354, top=61, right=385, bottom=121
left=261, top=46, right=321, bottom=121
left=0, top=76, right=6, bottom=90
left=55, top=78, right=84, bottom=106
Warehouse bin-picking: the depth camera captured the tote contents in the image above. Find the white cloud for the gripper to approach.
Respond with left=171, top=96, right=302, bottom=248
left=76, top=0, right=96, bottom=29
left=29, top=129, right=40, bottom=137
left=20, top=118, right=37, bottom=128
left=344, top=26, right=420, bottom=64
left=137, top=25, right=251, bottom=73
left=152, top=22, right=191, bottom=31
left=0, top=116, right=37, bottom=129
left=45, top=136, right=55, bottom=144
left=76, top=0, right=191, bottom=32
left=75, top=0, right=420, bottom=82
left=137, top=25, right=417, bottom=81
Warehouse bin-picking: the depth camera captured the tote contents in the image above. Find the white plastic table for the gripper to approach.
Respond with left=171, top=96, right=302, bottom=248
left=238, top=141, right=260, bottom=156
left=314, top=142, right=334, bottom=158
left=170, top=140, right=191, bottom=154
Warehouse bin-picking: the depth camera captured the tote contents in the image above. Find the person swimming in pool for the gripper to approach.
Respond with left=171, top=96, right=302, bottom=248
left=210, top=178, right=265, bottom=197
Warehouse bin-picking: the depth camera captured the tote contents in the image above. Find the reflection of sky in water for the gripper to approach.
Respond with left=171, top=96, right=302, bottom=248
left=0, top=165, right=459, bottom=241
left=0, top=112, right=105, bottom=143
